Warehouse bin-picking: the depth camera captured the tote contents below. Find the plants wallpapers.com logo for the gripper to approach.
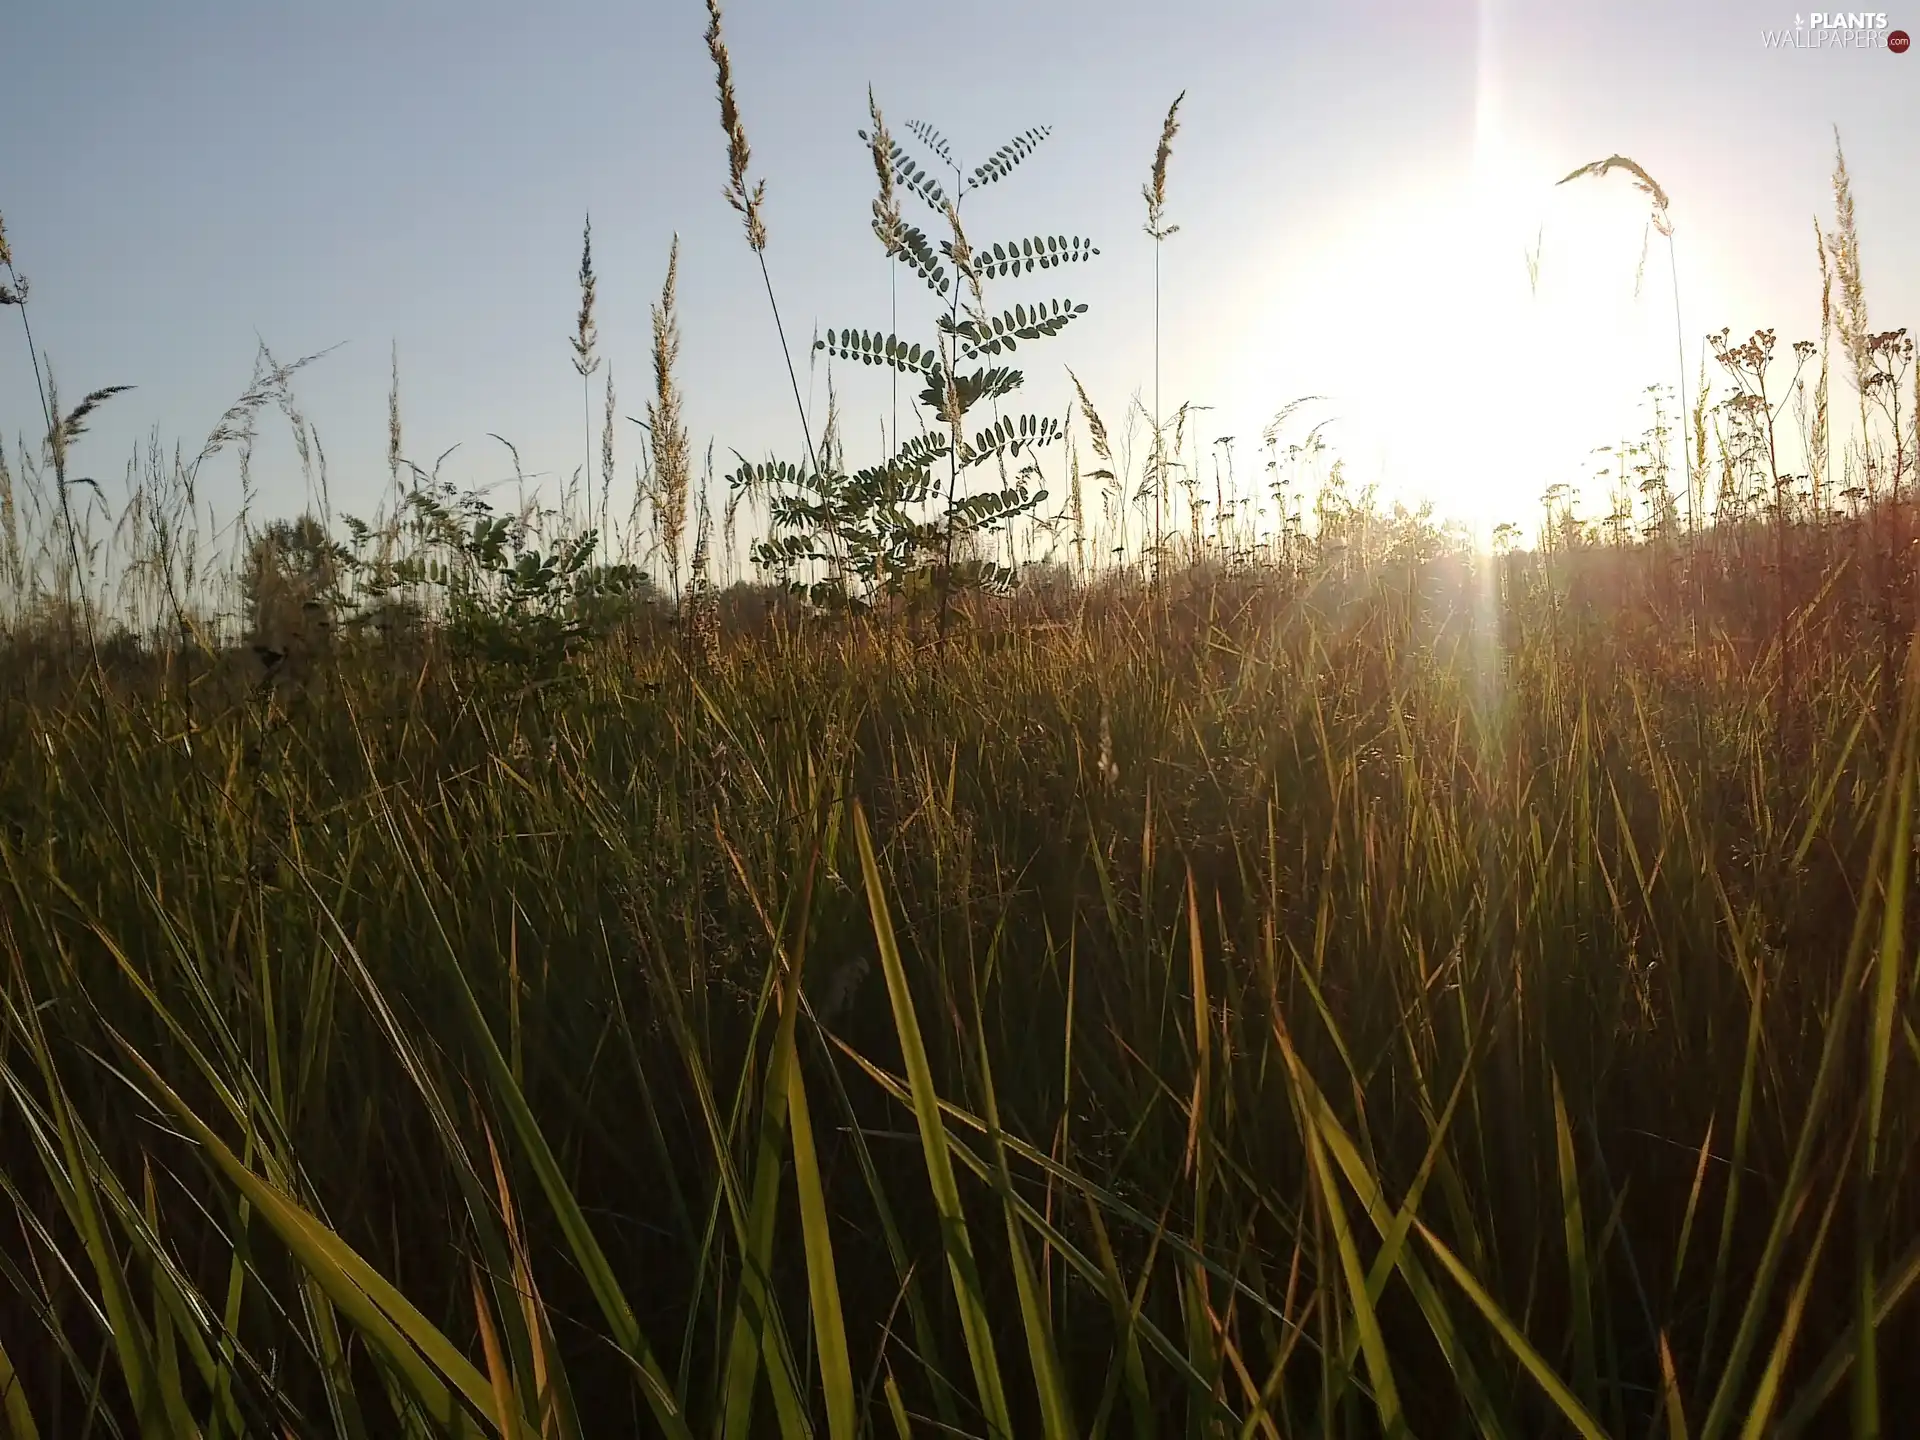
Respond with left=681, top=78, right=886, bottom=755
left=1762, top=11, right=1911, bottom=47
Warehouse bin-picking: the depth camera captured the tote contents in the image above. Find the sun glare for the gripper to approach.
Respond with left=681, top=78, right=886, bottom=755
left=1226, top=9, right=1694, bottom=545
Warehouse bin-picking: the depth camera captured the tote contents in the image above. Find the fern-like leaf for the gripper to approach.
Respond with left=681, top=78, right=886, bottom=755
left=890, top=224, right=952, bottom=297
left=939, top=299, right=1088, bottom=358
left=726, top=457, right=814, bottom=496
left=969, top=235, right=1100, bottom=280
left=865, top=137, right=947, bottom=211
left=861, top=133, right=951, bottom=212
left=968, top=127, right=1051, bottom=189
left=902, top=119, right=956, bottom=168
left=813, top=329, right=936, bottom=375
left=962, top=412, right=1063, bottom=467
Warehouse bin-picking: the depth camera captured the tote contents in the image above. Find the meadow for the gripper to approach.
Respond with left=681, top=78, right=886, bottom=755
left=1, top=8, right=1919, bottom=1436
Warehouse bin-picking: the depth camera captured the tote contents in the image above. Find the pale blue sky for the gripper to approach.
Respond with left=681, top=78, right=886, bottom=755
left=2, top=0, right=1915, bottom=560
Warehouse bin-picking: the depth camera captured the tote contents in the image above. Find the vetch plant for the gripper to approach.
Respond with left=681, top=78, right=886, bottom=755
left=732, top=98, right=1099, bottom=624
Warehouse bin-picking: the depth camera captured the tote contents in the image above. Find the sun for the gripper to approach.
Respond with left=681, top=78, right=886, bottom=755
left=1220, top=137, right=1687, bottom=545
left=1221, top=33, right=1693, bottom=544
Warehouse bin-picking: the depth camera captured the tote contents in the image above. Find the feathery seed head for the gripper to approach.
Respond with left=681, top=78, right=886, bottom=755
left=705, top=0, right=767, bottom=252
left=1826, top=129, right=1869, bottom=393
left=1144, top=92, right=1184, bottom=240
left=650, top=237, right=691, bottom=594
left=601, top=365, right=617, bottom=492
left=0, top=211, right=22, bottom=304
left=572, top=215, right=600, bottom=379
left=945, top=201, right=982, bottom=310
left=1557, top=153, right=1673, bottom=235
left=387, top=344, right=403, bottom=491
left=867, top=89, right=903, bottom=257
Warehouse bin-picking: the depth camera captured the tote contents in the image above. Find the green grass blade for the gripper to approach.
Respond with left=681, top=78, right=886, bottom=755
left=0, top=1328, right=41, bottom=1440
left=371, top=820, right=693, bottom=1440
left=1735, top=1136, right=1851, bottom=1440
left=1551, top=1070, right=1598, bottom=1414
left=788, top=1052, right=856, bottom=1440
left=971, top=963, right=1077, bottom=1440
left=1301, top=1118, right=1404, bottom=1437
left=854, top=801, right=1013, bottom=1440
left=1414, top=1220, right=1609, bottom=1440
left=110, top=1034, right=506, bottom=1436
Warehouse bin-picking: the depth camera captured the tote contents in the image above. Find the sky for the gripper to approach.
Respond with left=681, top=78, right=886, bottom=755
left=2, top=0, right=1916, bottom=575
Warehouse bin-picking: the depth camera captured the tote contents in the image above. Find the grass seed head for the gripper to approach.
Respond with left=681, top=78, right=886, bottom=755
left=571, top=214, right=600, bottom=380
left=868, top=88, right=903, bottom=257
left=649, top=237, right=691, bottom=595
left=1143, top=91, right=1185, bottom=241
left=705, top=0, right=767, bottom=252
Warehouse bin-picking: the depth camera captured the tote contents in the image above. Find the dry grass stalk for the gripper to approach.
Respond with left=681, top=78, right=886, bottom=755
left=1559, top=153, right=1693, bottom=525
left=571, top=216, right=600, bottom=382
left=703, top=0, right=766, bottom=253
left=600, top=366, right=616, bottom=557
left=1069, top=369, right=1118, bottom=559
left=1, top=209, right=55, bottom=518
left=687, top=483, right=719, bottom=667
left=701, top=0, right=818, bottom=489
left=387, top=343, right=403, bottom=495
left=649, top=238, right=690, bottom=598
left=868, top=88, right=902, bottom=258
left=1143, top=92, right=1184, bottom=585
left=1068, top=426, right=1086, bottom=579
left=0, top=444, right=17, bottom=598
left=572, top=215, right=602, bottom=523
left=1826, top=132, right=1869, bottom=402
left=1559, top=154, right=1672, bottom=232
left=1142, top=92, right=1184, bottom=243
left=1814, top=218, right=1832, bottom=513
left=0, top=212, right=26, bottom=312
left=943, top=200, right=982, bottom=316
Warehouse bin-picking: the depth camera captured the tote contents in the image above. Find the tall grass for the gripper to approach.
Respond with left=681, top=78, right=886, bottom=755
left=1143, top=92, right=1184, bottom=587
left=1, top=17, right=1918, bottom=1438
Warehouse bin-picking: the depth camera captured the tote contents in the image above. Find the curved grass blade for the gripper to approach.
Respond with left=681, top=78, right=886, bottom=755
left=1301, top=1118, right=1404, bottom=1437
left=0, top=1328, right=41, bottom=1440
left=367, top=811, right=693, bottom=1439
left=854, top=801, right=1013, bottom=1439
left=1414, top=1220, right=1609, bottom=1440
left=1551, top=1070, right=1598, bottom=1415
left=109, top=1032, right=511, bottom=1437
left=788, top=1051, right=856, bottom=1440
left=970, top=962, right=1077, bottom=1440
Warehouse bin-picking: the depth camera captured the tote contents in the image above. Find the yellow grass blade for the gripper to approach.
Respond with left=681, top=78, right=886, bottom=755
left=111, top=1033, right=514, bottom=1437
left=1414, top=1220, right=1609, bottom=1440
left=855, top=802, right=1013, bottom=1439
left=471, top=1262, right=524, bottom=1440
left=0, top=1329, right=41, bottom=1440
